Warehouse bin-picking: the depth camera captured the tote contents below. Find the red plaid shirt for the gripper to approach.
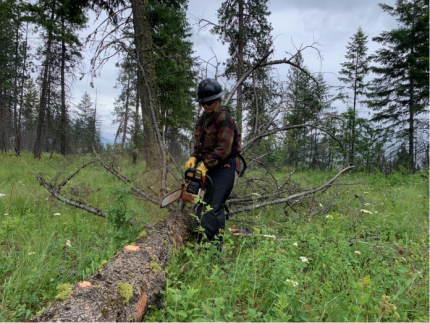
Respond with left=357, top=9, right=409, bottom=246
left=191, top=107, right=241, bottom=171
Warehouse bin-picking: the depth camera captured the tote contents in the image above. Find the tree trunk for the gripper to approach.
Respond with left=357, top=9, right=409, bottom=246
left=32, top=210, right=195, bottom=322
left=0, top=84, right=7, bottom=153
left=133, top=78, right=140, bottom=165
left=12, top=9, right=20, bottom=154
left=121, top=78, right=130, bottom=148
left=236, top=0, right=244, bottom=133
left=33, top=1, right=56, bottom=159
left=131, top=0, right=161, bottom=170
left=60, top=15, right=67, bottom=156
left=16, top=22, right=29, bottom=156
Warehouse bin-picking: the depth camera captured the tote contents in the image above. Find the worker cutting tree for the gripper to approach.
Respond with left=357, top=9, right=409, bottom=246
left=185, top=78, right=242, bottom=246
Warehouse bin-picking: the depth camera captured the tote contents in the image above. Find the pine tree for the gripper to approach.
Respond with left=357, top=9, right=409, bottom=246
left=149, top=0, right=195, bottom=159
left=366, top=0, right=429, bottom=171
left=338, top=27, right=372, bottom=166
left=74, top=92, right=100, bottom=153
left=212, top=0, right=273, bottom=132
left=283, top=54, right=333, bottom=169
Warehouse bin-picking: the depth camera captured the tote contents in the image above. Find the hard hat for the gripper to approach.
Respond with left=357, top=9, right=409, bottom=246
left=195, top=78, right=226, bottom=103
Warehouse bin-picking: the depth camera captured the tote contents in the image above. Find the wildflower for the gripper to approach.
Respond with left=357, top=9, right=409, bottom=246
left=4, top=213, right=8, bottom=216
left=319, top=203, right=323, bottom=207
left=293, top=242, right=298, bottom=247
left=374, top=211, right=378, bottom=214
left=65, top=240, right=72, bottom=248
left=325, top=215, right=333, bottom=219
left=0, top=193, right=5, bottom=198
left=252, top=192, right=261, bottom=197
left=355, top=251, right=361, bottom=255
left=364, top=203, right=371, bottom=206
left=54, top=213, right=61, bottom=216
left=299, top=256, right=309, bottom=263
left=286, top=279, right=298, bottom=287
left=360, top=209, right=372, bottom=214
left=28, top=252, right=35, bottom=256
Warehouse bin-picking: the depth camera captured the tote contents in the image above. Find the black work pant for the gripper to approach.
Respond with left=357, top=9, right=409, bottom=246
left=196, top=157, right=236, bottom=242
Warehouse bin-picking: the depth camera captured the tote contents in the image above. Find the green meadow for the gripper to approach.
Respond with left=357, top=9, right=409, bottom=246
left=0, top=153, right=428, bottom=322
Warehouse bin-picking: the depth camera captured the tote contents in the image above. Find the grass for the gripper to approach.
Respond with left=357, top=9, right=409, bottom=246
left=0, top=153, right=168, bottom=321
left=146, top=168, right=429, bottom=322
left=0, top=153, right=428, bottom=322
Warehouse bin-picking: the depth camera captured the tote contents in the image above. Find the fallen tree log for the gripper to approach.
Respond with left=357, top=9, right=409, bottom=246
left=32, top=210, right=195, bottom=322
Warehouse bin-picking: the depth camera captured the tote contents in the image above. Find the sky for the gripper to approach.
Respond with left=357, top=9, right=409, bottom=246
left=74, top=0, right=398, bottom=144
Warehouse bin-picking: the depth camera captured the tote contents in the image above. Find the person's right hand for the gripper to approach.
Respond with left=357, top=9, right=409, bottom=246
left=184, top=157, right=197, bottom=169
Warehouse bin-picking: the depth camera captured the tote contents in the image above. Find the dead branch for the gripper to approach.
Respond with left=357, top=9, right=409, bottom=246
left=94, top=149, right=161, bottom=205
left=274, top=171, right=295, bottom=193
left=36, top=174, right=107, bottom=218
left=224, top=50, right=273, bottom=106
left=57, top=161, right=95, bottom=190
left=228, top=166, right=354, bottom=215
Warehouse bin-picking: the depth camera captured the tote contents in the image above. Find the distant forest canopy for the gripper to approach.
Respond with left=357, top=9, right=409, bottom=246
left=0, top=0, right=428, bottom=173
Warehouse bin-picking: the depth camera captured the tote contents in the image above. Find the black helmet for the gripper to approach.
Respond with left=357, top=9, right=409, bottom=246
left=195, top=78, right=226, bottom=103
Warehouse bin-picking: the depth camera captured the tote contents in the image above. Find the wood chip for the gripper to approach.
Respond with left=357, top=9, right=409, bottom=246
left=78, top=281, right=92, bottom=288
left=124, top=245, right=143, bottom=251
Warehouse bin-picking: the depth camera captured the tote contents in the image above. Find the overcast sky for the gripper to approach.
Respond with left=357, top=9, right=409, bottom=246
left=74, top=0, right=398, bottom=144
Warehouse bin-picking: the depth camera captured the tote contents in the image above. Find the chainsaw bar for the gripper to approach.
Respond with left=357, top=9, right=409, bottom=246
left=160, top=188, right=183, bottom=208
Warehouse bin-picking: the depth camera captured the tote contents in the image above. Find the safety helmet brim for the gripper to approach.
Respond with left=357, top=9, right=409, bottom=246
left=194, top=90, right=226, bottom=103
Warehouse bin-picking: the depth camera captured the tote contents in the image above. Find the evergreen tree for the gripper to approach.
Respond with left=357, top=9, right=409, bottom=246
left=283, top=54, right=334, bottom=169
left=366, top=0, right=429, bottom=171
left=338, top=27, right=372, bottom=165
left=74, top=92, right=100, bottom=153
left=212, top=0, right=273, bottom=132
left=112, top=54, right=137, bottom=149
left=0, top=0, right=23, bottom=153
left=149, top=0, right=195, bottom=160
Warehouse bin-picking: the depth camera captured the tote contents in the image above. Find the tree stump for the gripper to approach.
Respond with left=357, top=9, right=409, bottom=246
left=32, top=210, right=195, bottom=322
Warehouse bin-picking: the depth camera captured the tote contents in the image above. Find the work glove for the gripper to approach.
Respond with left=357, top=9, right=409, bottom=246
left=184, top=157, right=197, bottom=169
left=196, top=162, right=208, bottom=178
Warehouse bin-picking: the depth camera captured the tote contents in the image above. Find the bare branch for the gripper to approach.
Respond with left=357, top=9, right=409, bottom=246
left=228, top=166, right=354, bottom=215
left=93, top=148, right=161, bottom=205
left=36, top=174, right=107, bottom=218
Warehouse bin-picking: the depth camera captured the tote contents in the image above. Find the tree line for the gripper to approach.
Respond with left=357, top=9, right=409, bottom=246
left=0, top=0, right=428, bottom=173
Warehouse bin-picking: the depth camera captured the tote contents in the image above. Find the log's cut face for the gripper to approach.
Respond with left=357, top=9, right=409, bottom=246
left=32, top=211, right=195, bottom=322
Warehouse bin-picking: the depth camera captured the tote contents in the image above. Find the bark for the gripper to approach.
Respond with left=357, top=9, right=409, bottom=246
left=131, top=0, right=161, bottom=170
left=236, top=0, right=244, bottom=133
left=16, top=22, right=29, bottom=155
left=121, top=77, right=130, bottom=148
left=60, top=15, right=67, bottom=156
left=0, top=84, right=6, bottom=153
left=33, top=1, right=56, bottom=159
left=32, top=210, right=195, bottom=322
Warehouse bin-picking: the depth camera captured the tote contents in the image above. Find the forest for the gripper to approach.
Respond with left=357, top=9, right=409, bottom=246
left=0, top=0, right=429, bottom=322
left=0, top=0, right=428, bottom=171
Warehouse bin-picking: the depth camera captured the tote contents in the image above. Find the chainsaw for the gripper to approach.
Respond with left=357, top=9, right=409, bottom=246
left=160, top=168, right=213, bottom=208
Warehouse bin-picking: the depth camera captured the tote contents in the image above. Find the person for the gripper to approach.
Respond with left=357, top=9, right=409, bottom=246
left=185, top=78, right=242, bottom=245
